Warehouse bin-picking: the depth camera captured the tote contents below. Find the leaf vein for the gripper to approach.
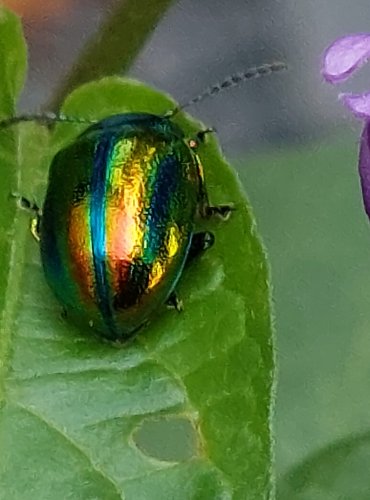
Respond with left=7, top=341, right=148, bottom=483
left=16, top=402, right=123, bottom=499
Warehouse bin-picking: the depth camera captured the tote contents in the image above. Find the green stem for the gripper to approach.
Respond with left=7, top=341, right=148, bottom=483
left=46, top=0, right=175, bottom=111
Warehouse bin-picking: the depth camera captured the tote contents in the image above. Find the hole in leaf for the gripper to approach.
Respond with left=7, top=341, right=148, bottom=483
left=133, top=416, right=199, bottom=462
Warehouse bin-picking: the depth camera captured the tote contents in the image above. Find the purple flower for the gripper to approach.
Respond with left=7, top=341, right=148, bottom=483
left=322, top=33, right=370, bottom=218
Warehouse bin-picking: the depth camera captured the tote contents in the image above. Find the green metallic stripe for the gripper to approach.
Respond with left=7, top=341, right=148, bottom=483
left=90, top=135, right=116, bottom=334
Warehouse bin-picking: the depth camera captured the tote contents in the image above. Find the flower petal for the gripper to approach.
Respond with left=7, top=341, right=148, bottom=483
left=340, top=92, right=370, bottom=119
left=359, top=123, right=370, bottom=218
left=322, top=33, right=370, bottom=84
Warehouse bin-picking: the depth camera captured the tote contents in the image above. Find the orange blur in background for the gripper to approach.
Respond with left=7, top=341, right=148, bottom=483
left=1, top=0, right=72, bottom=17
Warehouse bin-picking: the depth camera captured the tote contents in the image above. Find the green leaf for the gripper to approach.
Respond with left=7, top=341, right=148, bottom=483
left=240, top=137, right=370, bottom=485
left=47, top=0, right=176, bottom=111
left=0, top=7, right=27, bottom=116
left=0, top=7, right=27, bottom=314
left=0, top=11, right=274, bottom=499
left=277, top=431, right=370, bottom=499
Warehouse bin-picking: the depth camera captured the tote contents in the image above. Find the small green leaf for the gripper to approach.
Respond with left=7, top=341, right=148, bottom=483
left=0, top=10, right=274, bottom=499
left=278, top=431, right=370, bottom=499
left=0, top=7, right=27, bottom=116
left=47, top=0, right=176, bottom=111
left=0, top=6, right=27, bottom=314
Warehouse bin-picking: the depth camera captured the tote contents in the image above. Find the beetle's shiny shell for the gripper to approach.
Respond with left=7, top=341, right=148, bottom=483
left=40, top=113, right=201, bottom=340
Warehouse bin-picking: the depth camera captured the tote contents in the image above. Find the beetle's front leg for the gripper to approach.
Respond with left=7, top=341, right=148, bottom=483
left=12, top=193, right=42, bottom=242
left=188, top=133, right=235, bottom=221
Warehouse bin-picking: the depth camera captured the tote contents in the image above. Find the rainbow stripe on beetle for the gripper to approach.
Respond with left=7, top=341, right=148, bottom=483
left=5, top=62, right=287, bottom=341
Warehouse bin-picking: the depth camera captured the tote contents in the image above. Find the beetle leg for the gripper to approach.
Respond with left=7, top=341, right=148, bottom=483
left=203, top=203, right=235, bottom=220
left=196, top=165, right=235, bottom=220
left=195, top=128, right=216, bottom=144
left=187, top=231, right=215, bottom=264
left=12, top=192, right=42, bottom=242
left=188, top=128, right=215, bottom=150
left=188, top=135, right=235, bottom=221
left=188, top=129, right=214, bottom=151
left=30, top=216, right=41, bottom=242
left=166, top=232, right=215, bottom=313
left=198, top=183, right=235, bottom=221
left=166, top=291, right=183, bottom=312
left=61, top=308, right=68, bottom=320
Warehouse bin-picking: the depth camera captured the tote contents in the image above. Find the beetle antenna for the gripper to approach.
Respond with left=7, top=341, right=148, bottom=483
left=167, top=61, right=287, bottom=117
left=0, top=62, right=287, bottom=128
left=0, top=112, right=98, bottom=130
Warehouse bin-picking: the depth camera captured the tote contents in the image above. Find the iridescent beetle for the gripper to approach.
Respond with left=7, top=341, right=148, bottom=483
left=2, top=62, right=286, bottom=341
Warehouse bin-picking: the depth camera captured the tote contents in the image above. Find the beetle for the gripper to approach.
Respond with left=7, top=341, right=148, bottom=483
left=2, top=62, right=286, bottom=341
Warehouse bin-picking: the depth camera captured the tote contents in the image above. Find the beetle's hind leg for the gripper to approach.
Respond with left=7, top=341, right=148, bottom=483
left=187, top=231, right=215, bottom=263
left=166, top=231, right=215, bottom=313
left=166, top=291, right=183, bottom=312
left=12, top=192, right=42, bottom=242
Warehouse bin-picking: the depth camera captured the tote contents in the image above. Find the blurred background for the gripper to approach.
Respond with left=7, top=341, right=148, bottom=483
left=8, top=0, right=370, bottom=494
